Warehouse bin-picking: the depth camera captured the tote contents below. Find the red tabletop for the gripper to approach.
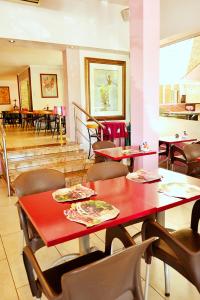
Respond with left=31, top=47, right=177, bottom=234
left=19, top=169, right=200, bottom=247
left=94, top=146, right=156, bottom=160
left=159, top=136, right=197, bottom=145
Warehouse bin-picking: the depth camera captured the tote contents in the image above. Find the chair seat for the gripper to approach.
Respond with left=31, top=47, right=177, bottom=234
left=41, top=250, right=107, bottom=295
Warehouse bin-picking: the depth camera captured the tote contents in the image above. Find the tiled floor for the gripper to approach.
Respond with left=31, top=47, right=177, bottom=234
left=0, top=127, right=199, bottom=299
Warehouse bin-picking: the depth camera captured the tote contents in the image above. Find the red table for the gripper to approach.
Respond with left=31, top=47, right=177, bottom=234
left=159, top=136, right=197, bottom=169
left=19, top=169, right=200, bottom=249
left=94, top=145, right=156, bottom=171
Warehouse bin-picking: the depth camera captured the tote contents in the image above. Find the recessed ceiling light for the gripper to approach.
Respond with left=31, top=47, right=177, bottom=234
left=9, top=40, right=15, bottom=43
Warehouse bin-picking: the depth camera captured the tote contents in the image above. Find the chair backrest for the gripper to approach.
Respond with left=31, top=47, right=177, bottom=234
left=13, top=169, right=66, bottom=197
left=86, top=161, right=129, bottom=182
left=183, top=144, right=200, bottom=162
left=92, top=140, right=116, bottom=163
left=61, top=238, right=154, bottom=300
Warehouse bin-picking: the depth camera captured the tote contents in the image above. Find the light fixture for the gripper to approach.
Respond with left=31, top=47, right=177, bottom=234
left=9, top=40, right=15, bottom=43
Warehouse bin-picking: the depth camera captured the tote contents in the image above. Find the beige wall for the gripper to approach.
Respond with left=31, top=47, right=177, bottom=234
left=0, top=79, right=19, bottom=112
left=29, top=65, right=64, bottom=110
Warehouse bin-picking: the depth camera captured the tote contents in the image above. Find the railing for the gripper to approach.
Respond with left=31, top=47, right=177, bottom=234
left=0, top=124, right=11, bottom=196
left=72, top=101, right=105, bottom=144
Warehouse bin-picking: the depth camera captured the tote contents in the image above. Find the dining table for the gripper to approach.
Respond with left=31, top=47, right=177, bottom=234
left=94, top=145, right=156, bottom=171
left=19, top=168, right=200, bottom=254
left=159, top=135, right=197, bottom=169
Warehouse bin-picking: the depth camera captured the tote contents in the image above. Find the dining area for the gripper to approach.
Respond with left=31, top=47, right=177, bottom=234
left=1, top=108, right=66, bottom=138
left=3, top=137, right=199, bottom=300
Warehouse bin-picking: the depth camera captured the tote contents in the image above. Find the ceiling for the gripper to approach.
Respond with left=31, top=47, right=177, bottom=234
left=0, top=38, right=64, bottom=80
left=9, top=0, right=129, bottom=9
left=0, top=0, right=129, bottom=81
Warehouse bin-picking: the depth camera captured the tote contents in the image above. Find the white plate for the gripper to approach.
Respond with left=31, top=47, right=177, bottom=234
left=158, top=182, right=200, bottom=198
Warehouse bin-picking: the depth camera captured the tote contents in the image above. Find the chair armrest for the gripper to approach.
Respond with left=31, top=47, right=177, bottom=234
left=23, top=246, right=57, bottom=300
left=191, top=200, right=200, bottom=232
left=170, top=145, right=187, bottom=163
left=105, top=225, right=135, bottom=255
left=142, top=220, right=195, bottom=257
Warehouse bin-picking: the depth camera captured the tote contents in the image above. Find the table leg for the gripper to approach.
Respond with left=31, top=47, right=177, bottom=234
left=129, top=157, right=134, bottom=172
left=79, top=236, right=90, bottom=255
left=156, top=211, right=170, bottom=296
left=52, top=236, right=90, bottom=266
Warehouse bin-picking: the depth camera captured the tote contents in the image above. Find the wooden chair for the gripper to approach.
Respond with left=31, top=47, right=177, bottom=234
left=13, top=169, right=66, bottom=252
left=86, top=161, right=129, bottom=182
left=171, top=143, right=200, bottom=176
left=92, top=140, right=116, bottom=163
left=142, top=199, right=200, bottom=297
left=23, top=238, right=154, bottom=300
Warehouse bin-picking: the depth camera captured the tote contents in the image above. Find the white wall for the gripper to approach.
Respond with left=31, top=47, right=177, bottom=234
left=0, top=0, right=129, bottom=52
left=30, top=65, right=64, bottom=110
left=76, top=49, right=129, bottom=150
left=159, top=116, right=200, bottom=140
left=1, top=0, right=200, bottom=51
left=0, top=79, right=19, bottom=112
left=160, top=0, right=200, bottom=43
left=63, top=48, right=129, bottom=147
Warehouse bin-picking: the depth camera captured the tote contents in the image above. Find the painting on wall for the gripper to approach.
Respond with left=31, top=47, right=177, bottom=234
left=85, top=57, right=126, bottom=120
left=18, top=68, right=32, bottom=111
left=0, top=87, right=10, bottom=105
left=40, top=74, right=58, bottom=98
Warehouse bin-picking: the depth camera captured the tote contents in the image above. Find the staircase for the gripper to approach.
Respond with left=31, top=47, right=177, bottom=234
left=5, top=142, right=93, bottom=188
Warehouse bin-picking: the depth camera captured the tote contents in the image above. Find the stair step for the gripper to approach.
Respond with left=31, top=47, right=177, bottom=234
left=7, top=142, right=80, bottom=159
left=9, top=159, right=94, bottom=182
left=64, top=170, right=88, bottom=187
left=8, top=150, right=87, bottom=169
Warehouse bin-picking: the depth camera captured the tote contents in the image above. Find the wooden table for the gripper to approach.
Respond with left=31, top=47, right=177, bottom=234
left=94, top=145, right=156, bottom=171
left=159, top=136, right=197, bottom=169
left=19, top=169, right=200, bottom=252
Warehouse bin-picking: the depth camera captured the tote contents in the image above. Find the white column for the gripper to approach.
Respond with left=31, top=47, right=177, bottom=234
left=130, top=0, right=160, bottom=169
left=62, top=48, right=82, bottom=141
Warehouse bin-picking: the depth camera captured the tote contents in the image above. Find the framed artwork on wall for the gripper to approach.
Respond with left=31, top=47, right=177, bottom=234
left=0, top=86, right=10, bottom=105
left=17, top=67, right=32, bottom=111
left=85, top=57, right=126, bottom=120
left=40, top=74, right=58, bottom=98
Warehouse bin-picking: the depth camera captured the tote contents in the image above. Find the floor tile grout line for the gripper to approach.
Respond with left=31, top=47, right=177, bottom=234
left=0, top=234, right=20, bottom=300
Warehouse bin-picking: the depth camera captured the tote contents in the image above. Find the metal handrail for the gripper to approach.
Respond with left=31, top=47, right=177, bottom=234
left=0, top=124, right=11, bottom=196
left=72, top=101, right=105, bottom=130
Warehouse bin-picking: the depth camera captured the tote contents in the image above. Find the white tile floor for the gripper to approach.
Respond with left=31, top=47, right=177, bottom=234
left=0, top=128, right=199, bottom=299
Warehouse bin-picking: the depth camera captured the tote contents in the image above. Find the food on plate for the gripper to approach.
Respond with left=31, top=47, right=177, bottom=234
left=52, top=184, right=96, bottom=202
left=64, top=200, right=119, bottom=227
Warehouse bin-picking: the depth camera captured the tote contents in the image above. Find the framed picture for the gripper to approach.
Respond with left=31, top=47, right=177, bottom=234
left=85, top=57, right=126, bottom=120
left=40, top=74, right=58, bottom=98
left=18, top=67, right=32, bottom=110
left=0, top=86, right=10, bottom=105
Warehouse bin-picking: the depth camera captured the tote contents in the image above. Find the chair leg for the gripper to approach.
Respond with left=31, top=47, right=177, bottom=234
left=87, top=128, right=92, bottom=159
left=164, top=263, right=170, bottom=296
left=144, top=263, right=151, bottom=300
